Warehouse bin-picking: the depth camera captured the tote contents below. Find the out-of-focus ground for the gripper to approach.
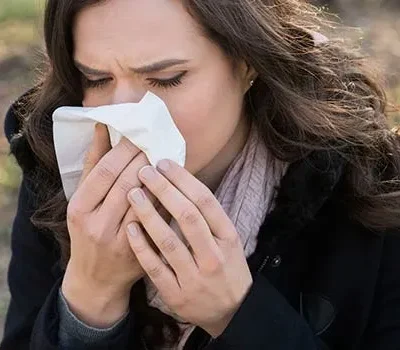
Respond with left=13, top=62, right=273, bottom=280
left=0, top=0, right=45, bottom=337
left=0, top=0, right=399, bottom=339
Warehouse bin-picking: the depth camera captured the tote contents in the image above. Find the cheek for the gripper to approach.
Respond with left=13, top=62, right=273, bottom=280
left=166, top=74, right=244, bottom=173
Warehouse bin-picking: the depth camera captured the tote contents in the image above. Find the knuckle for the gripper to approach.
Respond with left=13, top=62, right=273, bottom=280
left=86, top=223, right=108, bottom=244
left=129, top=233, right=147, bottom=254
left=86, top=228, right=100, bottom=243
left=120, top=138, right=139, bottom=155
left=159, top=236, right=178, bottom=254
left=179, top=208, right=199, bottom=226
left=155, top=178, right=169, bottom=195
left=67, top=203, right=83, bottom=226
left=202, top=254, right=224, bottom=275
left=148, top=263, right=164, bottom=279
left=116, top=177, right=135, bottom=194
left=97, top=162, right=117, bottom=182
left=139, top=206, right=154, bottom=222
left=132, top=242, right=148, bottom=254
left=225, top=234, right=241, bottom=248
left=195, top=193, right=215, bottom=210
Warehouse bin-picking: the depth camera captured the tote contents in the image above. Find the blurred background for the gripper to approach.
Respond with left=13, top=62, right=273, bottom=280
left=0, top=0, right=399, bottom=338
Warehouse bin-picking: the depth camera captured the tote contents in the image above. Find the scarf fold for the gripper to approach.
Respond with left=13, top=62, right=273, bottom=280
left=144, top=125, right=287, bottom=349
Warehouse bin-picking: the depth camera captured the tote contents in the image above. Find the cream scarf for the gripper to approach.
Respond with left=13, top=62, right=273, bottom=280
left=144, top=125, right=288, bottom=349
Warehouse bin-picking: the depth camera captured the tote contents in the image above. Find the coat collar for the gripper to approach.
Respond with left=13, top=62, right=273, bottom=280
left=256, top=150, right=347, bottom=253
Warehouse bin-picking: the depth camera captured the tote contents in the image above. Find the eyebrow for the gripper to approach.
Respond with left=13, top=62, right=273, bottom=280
left=74, top=59, right=189, bottom=76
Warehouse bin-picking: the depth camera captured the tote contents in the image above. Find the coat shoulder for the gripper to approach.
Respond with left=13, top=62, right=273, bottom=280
left=3, top=88, right=39, bottom=173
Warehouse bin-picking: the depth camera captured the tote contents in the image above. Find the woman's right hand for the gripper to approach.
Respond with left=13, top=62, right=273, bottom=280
left=61, top=123, right=150, bottom=328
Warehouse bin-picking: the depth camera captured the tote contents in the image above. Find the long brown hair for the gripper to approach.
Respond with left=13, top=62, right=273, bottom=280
left=10, top=0, right=400, bottom=347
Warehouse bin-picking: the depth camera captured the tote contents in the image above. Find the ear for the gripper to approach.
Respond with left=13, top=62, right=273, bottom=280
left=237, top=60, right=258, bottom=94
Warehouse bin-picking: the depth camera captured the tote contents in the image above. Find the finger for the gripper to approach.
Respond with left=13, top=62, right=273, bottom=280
left=116, top=188, right=166, bottom=245
left=156, top=160, right=237, bottom=241
left=98, top=152, right=149, bottom=227
left=79, top=123, right=111, bottom=186
left=126, top=221, right=180, bottom=297
left=137, top=166, right=219, bottom=261
left=118, top=207, right=158, bottom=253
left=143, top=187, right=172, bottom=223
left=142, top=188, right=173, bottom=226
left=127, top=188, right=197, bottom=280
left=73, top=137, right=140, bottom=212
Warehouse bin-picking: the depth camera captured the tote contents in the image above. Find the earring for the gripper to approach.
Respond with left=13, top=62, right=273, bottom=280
left=250, top=80, right=254, bottom=87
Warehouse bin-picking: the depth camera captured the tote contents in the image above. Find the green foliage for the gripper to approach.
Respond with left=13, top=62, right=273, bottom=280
left=0, top=156, right=21, bottom=191
left=0, top=0, right=43, bottom=23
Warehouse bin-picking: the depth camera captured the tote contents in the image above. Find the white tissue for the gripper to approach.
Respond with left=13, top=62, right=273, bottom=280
left=52, top=91, right=186, bottom=200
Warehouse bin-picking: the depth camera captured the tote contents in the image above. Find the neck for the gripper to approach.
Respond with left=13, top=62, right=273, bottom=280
left=196, top=117, right=251, bottom=192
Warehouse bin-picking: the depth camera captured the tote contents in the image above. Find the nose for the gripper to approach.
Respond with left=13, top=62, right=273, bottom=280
left=111, top=80, right=146, bottom=104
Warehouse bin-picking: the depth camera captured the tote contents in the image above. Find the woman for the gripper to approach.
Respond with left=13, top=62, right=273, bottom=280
left=2, top=0, right=400, bottom=349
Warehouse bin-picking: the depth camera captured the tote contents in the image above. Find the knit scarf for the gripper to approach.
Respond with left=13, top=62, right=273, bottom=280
left=143, top=125, right=288, bottom=349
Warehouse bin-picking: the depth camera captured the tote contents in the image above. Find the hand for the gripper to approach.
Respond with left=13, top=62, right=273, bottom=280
left=62, top=124, right=151, bottom=328
left=125, top=160, right=253, bottom=338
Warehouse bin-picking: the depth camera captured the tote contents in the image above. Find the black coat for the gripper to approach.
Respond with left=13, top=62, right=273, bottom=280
left=2, top=97, right=400, bottom=350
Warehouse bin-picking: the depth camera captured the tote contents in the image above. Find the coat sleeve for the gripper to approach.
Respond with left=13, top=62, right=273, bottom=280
left=360, top=234, right=400, bottom=350
left=1, top=104, right=135, bottom=350
left=206, top=273, right=323, bottom=350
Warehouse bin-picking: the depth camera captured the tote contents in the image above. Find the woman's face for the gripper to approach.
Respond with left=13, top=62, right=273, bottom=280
left=73, top=0, right=255, bottom=185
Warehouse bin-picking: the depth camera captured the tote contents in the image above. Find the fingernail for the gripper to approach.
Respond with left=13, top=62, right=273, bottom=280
left=139, top=166, right=157, bottom=181
left=129, top=188, right=145, bottom=205
left=157, top=159, right=171, bottom=173
left=127, top=223, right=138, bottom=237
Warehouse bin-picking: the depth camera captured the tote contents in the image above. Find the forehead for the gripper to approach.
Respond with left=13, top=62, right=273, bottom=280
left=73, top=0, right=203, bottom=64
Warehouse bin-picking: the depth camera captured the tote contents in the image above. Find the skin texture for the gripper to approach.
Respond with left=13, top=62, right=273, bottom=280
left=62, top=0, right=255, bottom=336
left=127, top=161, right=253, bottom=337
left=73, top=0, right=255, bottom=189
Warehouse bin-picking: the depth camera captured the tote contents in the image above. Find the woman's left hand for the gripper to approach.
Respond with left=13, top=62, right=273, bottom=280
left=126, top=159, right=253, bottom=338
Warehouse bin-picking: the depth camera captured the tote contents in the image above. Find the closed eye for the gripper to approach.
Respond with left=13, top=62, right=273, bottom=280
left=147, top=71, right=187, bottom=89
left=81, top=71, right=187, bottom=90
left=81, top=76, right=111, bottom=89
